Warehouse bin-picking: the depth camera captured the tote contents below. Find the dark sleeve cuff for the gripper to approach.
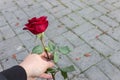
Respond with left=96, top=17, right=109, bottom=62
left=1, top=66, right=27, bottom=80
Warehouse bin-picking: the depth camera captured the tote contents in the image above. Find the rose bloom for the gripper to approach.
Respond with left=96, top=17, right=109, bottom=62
left=23, top=16, right=48, bottom=35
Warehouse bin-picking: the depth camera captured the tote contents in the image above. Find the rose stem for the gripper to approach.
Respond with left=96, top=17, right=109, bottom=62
left=40, top=34, right=50, bottom=60
left=52, top=73, right=55, bottom=80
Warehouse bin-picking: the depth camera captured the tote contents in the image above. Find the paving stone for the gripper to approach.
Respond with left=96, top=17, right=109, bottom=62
left=46, top=26, right=67, bottom=39
left=18, top=32, right=33, bottom=41
left=59, top=16, right=77, bottom=28
left=0, top=25, right=16, bottom=39
left=68, top=13, right=85, bottom=25
left=0, top=15, right=7, bottom=27
left=71, top=74, right=89, bottom=80
left=82, top=0, right=96, bottom=5
left=47, top=20, right=60, bottom=31
left=83, top=11, right=102, bottom=21
left=113, top=1, right=120, bottom=8
left=13, top=9, right=28, bottom=21
left=62, top=31, right=84, bottom=47
left=16, top=50, right=29, bottom=63
left=60, top=0, right=72, bottom=4
left=0, top=32, right=3, bottom=41
left=99, top=34, right=120, bottom=51
left=75, top=51, right=102, bottom=71
left=72, top=0, right=87, bottom=8
left=1, top=57, right=18, bottom=70
left=85, top=66, right=109, bottom=80
left=100, top=15, right=119, bottom=28
left=49, top=5, right=66, bottom=14
left=51, top=35, right=74, bottom=50
left=2, top=11, right=18, bottom=24
left=97, top=60, right=120, bottom=80
left=100, top=1, right=116, bottom=11
left=64, top=2, right=80, bottom=11
left=107, top=27, right=120, bottom=41
left=15, top=0, right=28, bottom=8
left=0, top=37, right=25, bottom=59
left=54, top=9, right=72, bottom=18
left=68, top=44, right=102, bottom=71
left=91, top=19, right=111, bottom=31
left=108, top=9, right=120, bottom=22
left=89, top=39, right=114, bottom=57
left=81, top=29, right=102, bottom=42
left=106, top=0, right=118, bottom=4
left=109, top=51, right=120, bottom=68
left=0, top=0, right=16, bottom=10
left=73, top=22, right=94, bottom=36
left=23, top=6, right=37, bottom=17
left=57, top=55, right=80, bottom=79
left=79, top=7, right=95, bottom=17
left=41, top=1, right=53, bottom=9
left=47, top=0, right=60, bottom=6
left=92, top=4, right=109, bottom=14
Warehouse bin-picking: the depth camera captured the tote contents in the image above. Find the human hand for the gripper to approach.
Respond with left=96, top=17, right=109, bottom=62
left=19, top=52, right=54, bottom=80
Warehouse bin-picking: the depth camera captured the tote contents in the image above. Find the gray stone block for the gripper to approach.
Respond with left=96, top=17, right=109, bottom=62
left=59, top=16, right=77, bottom=29
left=65, top=2, right=80, bottom=11
left=81, top=29, right=102, bottom=42
left=72, top=0, right=87, bottom=8
left=99, top=34, right=120, bottom=51
left=62, top=31, right=85, bottom=47
left=108, top=9, right=120, bottom=22
left=109, top=51, right=120, bottom=68
left=71, top=74, right=89, bottom=80
left=46, top=26, right=67, bottom=39
left=97, top=60, right=120, bottom=80
left=0, top=37, right=25, bottom=60
left=89, top=39, right=114, bottom=57
left=54, top=9, right=72, bottom=18
left=51, top=35, right=74, bottom=50
left=73, top=22, right=94, bottom=36
left=16, top=50, right=29, bottom=63
left=79, top=7, right=95, bottom=16
left=85, top=66, right=109, bottom=80
left=57, top=55, right=80, bottom=79
left=0, top=25, right=16, bottom=39
left=100, top=15, right=119, bottom=28
left=68, top=13, right=85, bottom=25
left=83, top=11, right=102, bottom=21
left=93, top=5, right=109, bottom=14
left=1, top=57, right=18, bottom=70
left=68, top=44, right=102, bottom=71
left=0, top=15, right=7, bottom=27
left=91, top=19, right=111, bottom=31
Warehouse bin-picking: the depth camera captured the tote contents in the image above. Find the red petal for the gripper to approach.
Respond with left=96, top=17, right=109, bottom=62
left=84, top=53, right=91, bottom=57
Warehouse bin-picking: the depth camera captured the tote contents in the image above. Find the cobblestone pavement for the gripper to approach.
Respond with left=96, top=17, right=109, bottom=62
left=0, top=0, right=120, bottom=80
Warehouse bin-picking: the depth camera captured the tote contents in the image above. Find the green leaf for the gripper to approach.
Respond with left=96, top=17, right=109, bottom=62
left=54, top=52, right=59, bottom=63
left=47, top=68, right=56, bottom=73
left=61, top=65, right=75, bottom=72
left=59, top=46, right=71, bottom=55
left=61, top=70, right=68, bottom=79
left=48, top=42, right=56, bottom=51
left=32, top=45, right=43, bottom=54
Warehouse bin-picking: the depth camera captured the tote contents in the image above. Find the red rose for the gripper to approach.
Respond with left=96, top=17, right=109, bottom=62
left=23, top=16, right=48, bottom=35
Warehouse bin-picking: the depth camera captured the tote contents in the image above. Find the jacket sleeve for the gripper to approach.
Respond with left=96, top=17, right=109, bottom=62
left=0, top=66, right=27, bottom=80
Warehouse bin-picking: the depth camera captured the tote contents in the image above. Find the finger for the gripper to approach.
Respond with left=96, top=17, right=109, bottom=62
left=48, top=62, right=54, bottom=68
left=39, top=73, right=53, bottom=79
